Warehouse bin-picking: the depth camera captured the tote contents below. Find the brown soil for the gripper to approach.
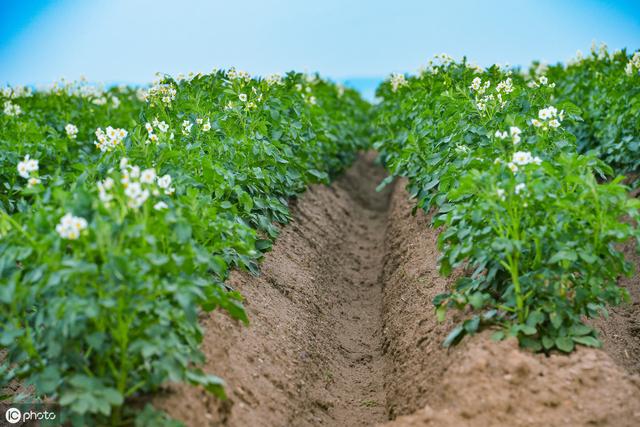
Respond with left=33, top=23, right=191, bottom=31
left=154, top=154, right=640, bottom=427
left=380, top=183, right=640, bottom=427
left=155, top=152, right=391, bottom=426
left=592, top=238, right=640, bottom=375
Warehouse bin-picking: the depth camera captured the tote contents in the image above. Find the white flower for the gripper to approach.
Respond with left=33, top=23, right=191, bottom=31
left=154, top=119, right=169, bottom=133
left=512, top=151, right=533, bottom=166
left=128, top=189, right=150, bottom=209
left=266, top=74, right=283, bottom=86
left=510, top=126, right=522, bottom=144
left=157, top=174, right=172, bottom=189
left=470, top=77, right=481, bottom=92
left=3, top=100, right=22, bottom=116
left=130, top=166, right=140, bottom=179
left=94, top=126, right=127, bottom=152
left=182, top=120, right=193, bottom=135
left=153, top=201, right=168, bottom=211
left=507, top=162, right=518, bottom=173
left=102, top=177, right=115, bottom=190
left=147, top=82, right=177, bottom=106
left=533, top=106, right=562, bottom=130
left=496, top=78, right=513, bottom=94
left=479, top=80, right=491, bottom=95
left=496, top=188, right=506, bottom=201
left=390, top=73, right=408, bottom=92
left=455, top=144, right=470, bottom=154
left=238, top=93, right=248, bottom=102
left=624, top=53, right=639, bottom=77
left=124, top=182, right=143, bottom=199
left=145, top=122, right=154, bottom=133
left=140, top=168, right=156, bottom=184
left=28, top=177, right=41, bottom=187
left=107, top=127, right=117, bottom=139
left=549, top=119, right=561, bottom=128
left=56, top=213, right=88, bottom=240
left=136, top=88, right=148, bottom=102
left=495, top=130, right=508, bottom=139
left=538, top=76, right=548, bottom=85
left=65, top=123, right=78, bottom=139
left=515, top=183, right=526, bottom=195
left=98, top=187, right=113, bottom=204
left=17, top=160, right=30, bottom=178
left=202, top=120, right=211, bottom=132
left=119, top=157, right=128, bottom=170
left=98, top=178, right=114, bottom=204
left=26, top=159, right=38, bottom=173
left=17, top=155, right=38, bottom=179
left=538, top=108, right=551, bottom=120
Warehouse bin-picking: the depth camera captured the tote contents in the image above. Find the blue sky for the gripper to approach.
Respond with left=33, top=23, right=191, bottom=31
left=1, top=0, right=639, bottom=89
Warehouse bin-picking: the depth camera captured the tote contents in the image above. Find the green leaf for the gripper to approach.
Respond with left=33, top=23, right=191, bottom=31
left=569, top=324, right=593, bottom=336
left=35, top=366, right=60, bottom=394
left=549, top=250, right=578, bottom=264
left=463, top=316, right=480, bottom=334
left=519, top=325, right=537, bottom=336
left=101, top=388, right=124, bottom=406
left=542, top=336, right=554, bottom=350
left=555, top=337, right=574, bottom=353
left=520, top=336, right=542, bottom=351
left=186, top=370, right=226, bottom=399
left=490, top=330, right=505, bottom=341
left=572, top=336, right=601, bottom=348
left=578, top=250, right=598, bottom=264
left=443, top=325, right=465, bottom=348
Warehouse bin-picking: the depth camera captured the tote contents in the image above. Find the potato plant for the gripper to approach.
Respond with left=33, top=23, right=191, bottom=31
left=374, top=56, right=640, bottom=353
left=545, top=44, right=640, bottom=174
left=0, top=71, right=369, bottom=425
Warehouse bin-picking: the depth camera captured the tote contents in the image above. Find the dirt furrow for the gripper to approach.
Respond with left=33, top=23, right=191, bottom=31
left=155, top=152, right=391, bottom=426
left=154, top=154, right=640, bottom=427
left=297, top=152, right=389, bottom=426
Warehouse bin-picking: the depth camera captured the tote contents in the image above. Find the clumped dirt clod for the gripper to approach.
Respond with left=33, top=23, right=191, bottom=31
left=155, top=155, right=640, bottom=427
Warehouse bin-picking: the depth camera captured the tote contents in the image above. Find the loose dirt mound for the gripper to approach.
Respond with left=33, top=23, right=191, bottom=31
left=593, top=238, right=640, bottom=375
left=380, top=180, right=640, bottom=427
left=155, top=156, right=640, bottom=427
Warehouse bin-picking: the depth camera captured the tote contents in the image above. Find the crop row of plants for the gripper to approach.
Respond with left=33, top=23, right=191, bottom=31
left=541, top=43, right=640, bottom=175
left=0, top=71, right=369, bottom=425
left=373, top=52, right=640, bottom=353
